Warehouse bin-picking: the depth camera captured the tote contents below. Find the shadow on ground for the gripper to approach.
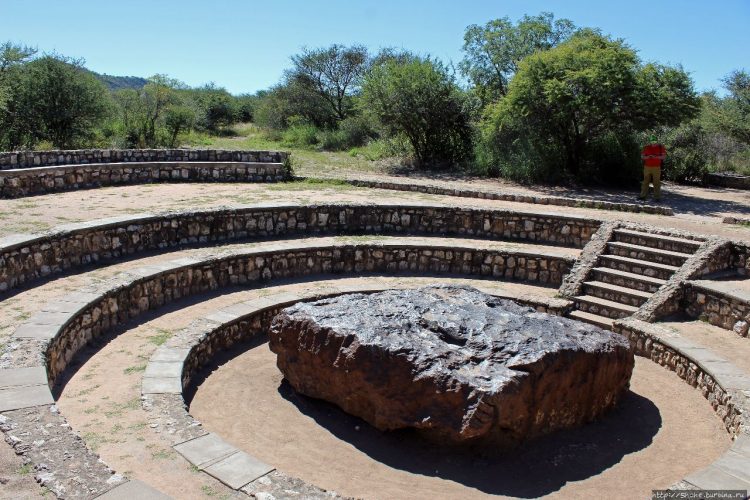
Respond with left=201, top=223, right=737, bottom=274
left=279, top=381, right=661, bottom=498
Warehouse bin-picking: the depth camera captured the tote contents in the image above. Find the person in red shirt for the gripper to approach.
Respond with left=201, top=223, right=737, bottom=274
left=639, top=135, right=667, bottom=201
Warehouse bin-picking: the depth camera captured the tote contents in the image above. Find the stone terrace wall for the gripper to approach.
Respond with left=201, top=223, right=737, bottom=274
left=683, top=282, right=750, bottom=336
left=614, top=318, right=749, bottom=436
left=0, top=204, right=599, bottom=293
left=0, top=149, right=288, bottom=169
left=45, top=243, right=573, bottom=383
left=707, top=172, right=750, bottom=190
left=0, top=161, right=288, bottom=198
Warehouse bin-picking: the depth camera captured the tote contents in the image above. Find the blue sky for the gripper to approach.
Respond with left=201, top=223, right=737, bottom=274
left=2, top=0, right=748, bottom=95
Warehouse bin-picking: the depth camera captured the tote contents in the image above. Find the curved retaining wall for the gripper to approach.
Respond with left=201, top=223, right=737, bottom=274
left=0, top=149, right=290, bottom=198
left=338, top=178, right=674, bottom=216
left=683, top=281, right=750, bottom=336
left=138, top=287, right=750, bottom=495
left=0, top=148, right=287, bottom=169
left=41, top=241, right=573, bottom=383
left=0, top=203, right=600, bottom=293
left=144, top=285, right=569, bottom=494
left=0, top=161, right=288, bottom=198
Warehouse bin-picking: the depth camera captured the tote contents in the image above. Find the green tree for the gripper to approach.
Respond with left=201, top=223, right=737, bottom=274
left=113, top=75, right=184, bottom=147
left=13, top=55, right=110, bottom=148
left=235, top=93, right=257, bottom=122
left=254, top=77, right=336, bottom=130
left=289, top=44, right=369, bottom=122
left=361, top=55, right=472, bottom=168
left=460, top=12, right=575, bottom=104
left=164, top=105, right=196, bottom=147
left=0, top=42, right=37, bottom=148
left=480, top=30, right=700, bottom=182
left=190, top=84, right=237, bottom=132
left=708, top=70, right=750, bottom=145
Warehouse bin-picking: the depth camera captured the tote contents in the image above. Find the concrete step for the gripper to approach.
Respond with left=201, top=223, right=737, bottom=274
left=591, top=267, right=666, bottom=293
left=583, top=280, right=652, bottom=307
left=574, top=295, right=639, bottom=319
left=613, top=228, right=703, bottom=254
left=568, top=309, right=614, bottom=330
left=598, top=254, right=679, bottom=280
left=606, top=241, right=692, bottom=267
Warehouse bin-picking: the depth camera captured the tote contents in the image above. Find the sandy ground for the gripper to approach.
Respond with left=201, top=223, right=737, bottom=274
left=54, top=276, right=560, bottom=500
left=2, top=182, right=750, bottom=241
left=191, top=351, right=730, bottom=500
left=0, top=441, right=53, bottom=499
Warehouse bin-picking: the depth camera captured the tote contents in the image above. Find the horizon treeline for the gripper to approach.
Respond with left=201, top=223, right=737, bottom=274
left=0, top=12, right=748, bottom=185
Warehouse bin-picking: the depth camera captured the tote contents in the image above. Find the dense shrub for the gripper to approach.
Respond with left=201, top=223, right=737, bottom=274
left=281, top=120, right=320, bottom=147
left=317, top=115, right=377, bottom=151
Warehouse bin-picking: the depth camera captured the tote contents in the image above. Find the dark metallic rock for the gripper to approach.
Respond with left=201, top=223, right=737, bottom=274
left=269, top=285, right=634, bottom=447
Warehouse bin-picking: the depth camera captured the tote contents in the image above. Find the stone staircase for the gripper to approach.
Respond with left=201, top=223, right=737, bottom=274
left=568, top=228, right=703, bottom=329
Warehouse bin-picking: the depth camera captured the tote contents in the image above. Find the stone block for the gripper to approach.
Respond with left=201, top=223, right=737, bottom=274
left=203, top=451, right=275, bottom=489
left=173, top=433, right=237, bottom=468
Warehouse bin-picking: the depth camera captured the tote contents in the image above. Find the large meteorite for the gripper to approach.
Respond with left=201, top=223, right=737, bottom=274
left=269, top=285, right=634, bottom=447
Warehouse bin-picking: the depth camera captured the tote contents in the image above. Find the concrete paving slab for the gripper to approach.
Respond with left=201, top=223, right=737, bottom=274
left=701, top=359, right=750, bottom=378
left=220, top=302, right=263, bottom=318
left=30, top=311, right=73, bottom=325
left=0, top=366, right=47, bottom=389
left=13, top=322, right=58, bottom=340
left=141, top=377, right=182, bottom=395
left=719, top=375, right=750, bottom=391
left=204, top=310, right=242, bottom=324
left=150, top=347, right=190, bottom=363
left=714, top=450, right=750, bottom=482
left=732, top=433, right=750, bottom=457
left=173, top=433, right=237, bottom=468
left=56, top=291, right=100, bottom=304
left=95, top=479, right=172, bottom=499
left=143, top=361, right=183, bottom=379
left=239, top=296, right=278, bottom=313
left=203, top=451, right=275, bottom=489
left=41, top=301, right=88, bottom=313
left=0, top=384, right=54, bottom=411
left=267, top=291, right=304, bottom=306
left=685, top=464, right=750, bottom=490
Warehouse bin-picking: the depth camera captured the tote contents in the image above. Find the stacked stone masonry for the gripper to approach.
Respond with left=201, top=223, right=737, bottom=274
left=0, top=149, right=290, bottom=197
left=0, top=148, right=288, bottom=169
left=684, top=282, right=750, bottom=336
left=2, top=193, right=750, bottom=495
left=43, top=242, right=573, bottom=384
left=342, top=178, right=674, bottom=216
left=0, top=203, right=599, bottom=294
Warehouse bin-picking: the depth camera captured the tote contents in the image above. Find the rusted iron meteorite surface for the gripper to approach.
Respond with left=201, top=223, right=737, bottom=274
left=269, top=285, right=634, bottom=447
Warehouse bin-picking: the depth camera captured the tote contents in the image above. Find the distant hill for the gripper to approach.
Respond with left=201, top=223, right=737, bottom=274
left=90, top=71, right=148, bottom=91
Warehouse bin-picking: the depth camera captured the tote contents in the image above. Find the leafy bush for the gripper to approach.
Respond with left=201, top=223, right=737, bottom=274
left=349, top=135, right=413, bottom=161
left=281, top=120, right=319, bottom=147
left=317, top=115, right=377, bottom=151
left=659, top=122, right=711, bottom=183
